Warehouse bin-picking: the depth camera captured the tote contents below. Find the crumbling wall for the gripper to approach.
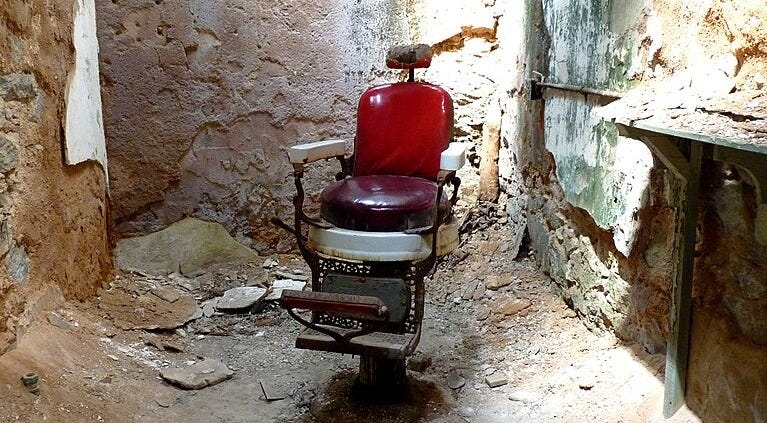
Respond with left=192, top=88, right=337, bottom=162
left=517, top=0, right=767, bottom=420
left=0, top=0, right=111, bottom=354
left=97, top=0, right=415, bottom=252
left=98, top=0, right=529, bottom=254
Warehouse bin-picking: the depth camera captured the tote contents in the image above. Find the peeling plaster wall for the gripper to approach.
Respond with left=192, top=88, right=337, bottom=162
left=519, top=0, right=767, bottom=420
left=99, top=0, right=529, bottom=253
left=97, top=0, right=412, bottom=252
left=65, top=0, right=108, bottom=174
left=543, top=0, right=653, bottom=257
left=0, top=0, right=111, bottom=354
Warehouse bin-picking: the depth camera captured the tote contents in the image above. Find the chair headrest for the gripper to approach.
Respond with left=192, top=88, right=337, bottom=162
left=386, top=44, right=432, bottom=69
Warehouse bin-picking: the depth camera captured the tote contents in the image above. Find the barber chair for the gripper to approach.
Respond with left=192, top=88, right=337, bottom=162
left=275, top=44, right=466, bottom=388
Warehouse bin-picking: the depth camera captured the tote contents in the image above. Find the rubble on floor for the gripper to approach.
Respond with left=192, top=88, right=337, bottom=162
left=159, top=358, right=234, bottom=390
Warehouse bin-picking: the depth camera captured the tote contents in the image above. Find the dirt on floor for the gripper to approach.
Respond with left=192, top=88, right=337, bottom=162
left=0, top=206, right=702, bottom=423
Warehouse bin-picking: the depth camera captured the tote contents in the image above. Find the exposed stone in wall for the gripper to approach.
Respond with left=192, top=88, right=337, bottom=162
left=409, top=0, right=529, bottom=254
left=97, top=0, right=414, bottom=250
left=0, top=1, right=110, bottom=354
left=687, top=308, right=767, bottom=423
left=519, top=0, right=767, bottom=419
left=542, top=0, right=656, bottom=256
left=697, top=163, right=767, bottom=347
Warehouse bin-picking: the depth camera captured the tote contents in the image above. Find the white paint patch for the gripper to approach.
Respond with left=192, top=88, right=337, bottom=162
left=611, top=136, right=654, bottom=255
left=65, top=0, right=108, bottom=183
left=544, top=93, right=653, bottom=257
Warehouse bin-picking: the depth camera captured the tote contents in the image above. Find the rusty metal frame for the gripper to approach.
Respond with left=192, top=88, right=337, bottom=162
left=273, top=152, right=458, bottom=358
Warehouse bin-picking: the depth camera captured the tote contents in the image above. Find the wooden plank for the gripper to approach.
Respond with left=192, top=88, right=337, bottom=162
left=663, top=141, right=703, bottom=418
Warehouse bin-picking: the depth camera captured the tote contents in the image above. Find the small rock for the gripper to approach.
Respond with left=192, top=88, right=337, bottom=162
left=162, top=341, right=185, bottom=353
left=259, top=380, right=287, bottom=401
left=47, top=312, right=71, bottom=331
left=458, top=406, right=476, bottom=417
left=475, top=306, right=491, bottom=321
left=155, top=398, right=172, bottom=408
left=755, top=73, right=766, bottom=90
left=273, top=270, right=310, bottom=282
left=160, top=358, right=234, bottom=390
left=187, top=307, right=203, bottom=322
left=485, top=372, right=509, bottom=388
left=216, top=287, right=267, bottom=311
left=472, top=283, right=486, bottom=300
left=264, top=279, right=307, bottom=301
left=407, top=354, right=433, bottom=372
left=152, top=286, right=182, bottom=303
left=447, top=369, right=466, bottom=390
left=202, top=298, right=219, bottom=317
left=486, top=275, right=512, bottom=291
left=578, top=376, right=596, bottom=390
left=461, top=282, right=476, bottom=300
left=508, top=390, right=539, bottom=403
left=262, top=259, right=278, bottom=269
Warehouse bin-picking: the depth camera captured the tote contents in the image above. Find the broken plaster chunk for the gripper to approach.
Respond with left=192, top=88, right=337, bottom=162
left=407, top=353, right=433, bottom=373
left=486, top=274, right=511, bottom=291
left=485, top=372, right=509, bottom=388
left=273, top=270, right=310, bottom=282
left=152, top=286, right=182, bottom=303
left=47, top=312, right=71, bottom=331
left=202, top=298, right=219, bottom=317
left=216, top=287, right=267, bottom=311
left=259, top=380, right=287, bottom=401
left=493, top=298, right=532, bottom=316
left=264, top=279, right=307, bottom=301
left=160, top=358, right=233, bottom=390
left=447, top=369, right=466, bottom=389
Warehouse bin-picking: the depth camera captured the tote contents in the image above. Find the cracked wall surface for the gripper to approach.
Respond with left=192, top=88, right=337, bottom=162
left=98, top=0, right=522, bottom=254
left=0, top=0, right=111, bottom=354
left=97, top=0, right=413, bottom=251
left=519, top=0, right=767, bottom=420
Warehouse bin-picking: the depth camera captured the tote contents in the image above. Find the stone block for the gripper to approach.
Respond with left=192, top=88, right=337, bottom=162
left=0, top=73, right=37, bottom=102
left=0, top=133, right=20, bottom=174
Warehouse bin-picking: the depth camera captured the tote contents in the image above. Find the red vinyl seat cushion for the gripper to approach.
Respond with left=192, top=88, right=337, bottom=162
left=320, top=175, right=449, bottom=232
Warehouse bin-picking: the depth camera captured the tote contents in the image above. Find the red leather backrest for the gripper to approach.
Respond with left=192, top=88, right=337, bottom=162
left=353, top=82, right=453, bottom=180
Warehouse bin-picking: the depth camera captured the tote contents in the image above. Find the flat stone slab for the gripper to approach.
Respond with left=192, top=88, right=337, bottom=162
left=160, top=358, right=234, bottom=390
left=273, top=270, right=310, bottom=282
left=99, top=289, right=199, bottom=330
left=485, top=372, right=509, bottom=388
left=216, top=287, right=267, bottom=310
left=486, top=275, right=512, bottom=291
left=264, top=279, right=307, bottom=301
left=47, top=312, right=71, bottom=331
left=447, top=369, right=466, bottom=389
left=115, top=217, right=258, bottom=276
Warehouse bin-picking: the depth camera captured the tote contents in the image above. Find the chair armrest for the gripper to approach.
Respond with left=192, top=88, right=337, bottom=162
left=440, top=142, right=466, bottom=171
left=288, top=139, right=347, bottom=164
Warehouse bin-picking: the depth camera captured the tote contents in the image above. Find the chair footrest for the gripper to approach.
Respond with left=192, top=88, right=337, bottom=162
left=295, top=325, right=416, bottom=359
left=280, top=290, right=388, bottom=321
